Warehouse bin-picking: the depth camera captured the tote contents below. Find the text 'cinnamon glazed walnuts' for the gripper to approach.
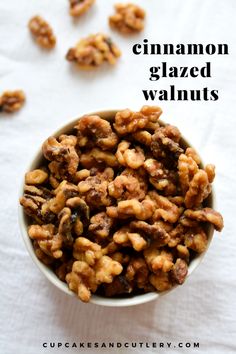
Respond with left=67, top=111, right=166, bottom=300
left=66, top=33, right=121, bottom=69
left=20, top=107, right=224, bottom=302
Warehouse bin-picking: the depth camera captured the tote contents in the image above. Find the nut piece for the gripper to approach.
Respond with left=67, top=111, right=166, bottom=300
left=43, top=136, right=79, bottom=176
left=116, top=141, right=145, bottom=169
left=184, top=208, right=224, bottom=232
left=170, top=258, right=188, bottom=285
left=126, top=257, right=149, bottom=289
left=28, top=16, right=56, bottom=49
left=184, top=170, right=211, bottom=208
left=73, top=237, right=102, bottom=266
left=94, top=255, right=123, bottom=284
left=88, top=212, right=114, bottom=238
left=149, top=271, right=173, bottom=292
left=144, top=245, right=174, bottom=273
left=113, top=106, right=162, bottom=136
left=80, top=148, right=118, bottom=168
left=78, top=172, right=112, bottom=208
left=151, top=125, right=183, bottom=162
left=109, top=3, right=145, bottom=34
left=66, top=260, right=97, bottom=302
left=0, top=90, right=25, bottom=113
left=107, top=198, right=155, bottom=220
left=149, top=191, right=182, bottom=223
left=25, top=169, right=48, bottom=185
left=113, top=227, right=147, bottom=251
left=184, top=227, right=208, bottom=253
left=69, top=0, right=95, bottom=17
left=66, top=33, right=121, bottom=69
left=144, top=158, right=177, bottom=196
left=28, top=224, right=63, bottom=259
left=75, top=115, right=119, bottom=150
left=130, top=220, right=170, bottom=247
left=20, top=106, right=224, bottom=303
left=108, top=174, right=146, bottom=201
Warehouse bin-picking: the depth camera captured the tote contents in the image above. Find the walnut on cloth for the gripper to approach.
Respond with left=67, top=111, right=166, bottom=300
left=0, top=90, right=25, bottom=113
left=20, top=106, right=224, bottom=302
left=66, top=33, right=121, bottom=69
left=69, top=0, right=95, bottom=17
left=109, top=3, right=146, bottom=34
left=28, top=16, right=56, bottom=49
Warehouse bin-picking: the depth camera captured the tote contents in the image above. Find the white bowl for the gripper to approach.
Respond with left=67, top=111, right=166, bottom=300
left=18, top=110, right=214, bottom=307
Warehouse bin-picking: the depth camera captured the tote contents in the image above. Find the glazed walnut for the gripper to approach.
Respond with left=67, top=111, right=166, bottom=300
left=116, top=141, right=145, bottom=169
left=113, top=227, right=147, bottom=251
left=28, top=16, right=56, bottom=49
left=89, top=212, right=114, bottom=238
left=184, top=208, right=224, bottom=231
left=113, top=106, right=162, bottom=136
left=66, top=33, right=121, bottom=69
left=109, top=3, right=145, bottom=34
left=20, top=106, right=224, bottom=303
left=108, top=174, right=146, bottom=201
left=28, top=224, right=63, bottom=259
left=75, top=115, right=119, bottom=150
left=69, top=0, right=95, bottom=17
left=43, top=136, right=79, bottom=176
left=0, top=90, right=25, bottom=113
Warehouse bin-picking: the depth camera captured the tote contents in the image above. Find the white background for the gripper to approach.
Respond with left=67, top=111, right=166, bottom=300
left=0, top=0, right=236, bottom=353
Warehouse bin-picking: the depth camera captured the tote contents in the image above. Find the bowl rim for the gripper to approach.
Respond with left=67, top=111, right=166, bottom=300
left=18, top=109, right=215, bottom=307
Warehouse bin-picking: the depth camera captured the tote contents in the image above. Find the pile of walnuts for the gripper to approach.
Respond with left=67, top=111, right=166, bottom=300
left=20, top=106, right=224, bottom=302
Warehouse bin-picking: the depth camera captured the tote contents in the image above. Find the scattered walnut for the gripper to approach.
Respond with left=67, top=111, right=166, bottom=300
left=28, top=16, right=56, bottom=49
left=170, top=258, right=188, bottom=285
left=75, top=115, right=119, bottom=150
left=109, top=3, right=145, bottom=34
left=69, top=0, right=95, bottom=17
left=66, top=33, right=121, bottom=69
left=0, top=90, right=25, bottom=113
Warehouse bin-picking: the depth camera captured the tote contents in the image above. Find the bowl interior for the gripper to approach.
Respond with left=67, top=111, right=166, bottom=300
left=18, top=110, right=214, bottom=307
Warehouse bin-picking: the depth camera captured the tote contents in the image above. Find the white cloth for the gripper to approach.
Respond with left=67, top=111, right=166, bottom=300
left=0, top=0, right=236, bottom=353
